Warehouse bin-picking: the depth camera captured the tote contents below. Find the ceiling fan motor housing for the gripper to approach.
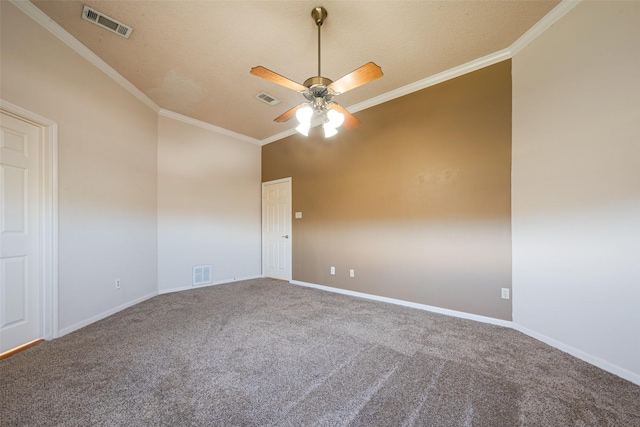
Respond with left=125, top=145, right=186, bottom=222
left=303, top=76, right=334, bottom=110
left=303, top=76, right=332, bottom=88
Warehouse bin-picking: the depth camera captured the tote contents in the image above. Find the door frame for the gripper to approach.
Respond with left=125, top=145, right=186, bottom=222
left=261, top=177, right=292, bottom=281
left=1, top=99, right=58, bottom=341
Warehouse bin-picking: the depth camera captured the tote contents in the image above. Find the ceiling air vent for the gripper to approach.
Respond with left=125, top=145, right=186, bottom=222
left=82, top=5, right=133, bottom=39
left=256, top=92, right=281, bottom=106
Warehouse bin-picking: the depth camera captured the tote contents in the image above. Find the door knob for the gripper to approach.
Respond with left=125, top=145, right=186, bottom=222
left=282, top=235, right=289, bottom=239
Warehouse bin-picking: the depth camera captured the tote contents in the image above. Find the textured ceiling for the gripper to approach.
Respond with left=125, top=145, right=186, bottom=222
left=31, top=1, right=560, bottom=141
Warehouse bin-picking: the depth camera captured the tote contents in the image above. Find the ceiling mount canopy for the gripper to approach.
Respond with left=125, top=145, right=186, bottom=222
left=311, top=6, right=327, bottom=26
left=251, top=6, right=383, bottom=138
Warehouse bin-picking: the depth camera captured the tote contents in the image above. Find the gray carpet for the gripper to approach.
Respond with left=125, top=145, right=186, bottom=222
left=1, top=278, right=639, bottom=426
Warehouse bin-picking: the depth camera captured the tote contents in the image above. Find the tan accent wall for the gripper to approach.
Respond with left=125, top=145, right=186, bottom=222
left=263, top=61, right=512, bottom=320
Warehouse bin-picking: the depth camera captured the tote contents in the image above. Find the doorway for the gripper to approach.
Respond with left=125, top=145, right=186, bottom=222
left=261, top=178, right=292, bottom=281
left=0, top=100, right=57, bottom=353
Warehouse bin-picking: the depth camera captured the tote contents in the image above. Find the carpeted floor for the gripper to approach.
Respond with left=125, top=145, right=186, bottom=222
left=1, top=278, right=639, bottom=426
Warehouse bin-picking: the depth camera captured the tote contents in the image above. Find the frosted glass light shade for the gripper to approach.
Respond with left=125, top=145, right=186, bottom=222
left=327, top=109, right=345, bottom=128
left=296, top=122, right=311, bottom=136
left=295, top=105, right=313, bottom=123
left=323, top=123, right=338, bottom=138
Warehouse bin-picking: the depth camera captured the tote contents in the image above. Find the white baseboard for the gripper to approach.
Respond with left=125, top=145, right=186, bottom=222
left=290, top=280, right=513, bottom=328
left=511, top=324, right=640, bottom=386
left=290, top=279, right=640, bottom=386
left=158, top=275, right=263, bottom=295
left=57, top=291, right=158, bottom=337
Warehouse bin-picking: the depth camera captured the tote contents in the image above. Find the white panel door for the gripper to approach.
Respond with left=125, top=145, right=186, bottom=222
left=262, top=179, right=291, bottom=281
left=0, top=112, right=41, bottom=353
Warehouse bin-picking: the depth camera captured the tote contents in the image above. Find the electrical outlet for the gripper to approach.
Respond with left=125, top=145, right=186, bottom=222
left=115, top=279, right=121, bottom=290
left=350, top=269, right=355, bottom=278
left=330, top=266, right=335, bottom=275
left=501, top=288, right=510, bottom=299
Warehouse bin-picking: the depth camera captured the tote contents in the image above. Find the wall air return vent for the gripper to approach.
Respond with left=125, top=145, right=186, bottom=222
left=82, top=5, right=133, bottom=39
left=193, top=265, right=213, bottom=287
left=256, top=92, right=281, bottom=106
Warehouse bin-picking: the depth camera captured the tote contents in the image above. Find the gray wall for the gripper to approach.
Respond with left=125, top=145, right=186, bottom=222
left=512, top=1, right=640, bottom=381
left=1, top=2, right=158, bottom=333
left=157, top=115, right=262, bottom=293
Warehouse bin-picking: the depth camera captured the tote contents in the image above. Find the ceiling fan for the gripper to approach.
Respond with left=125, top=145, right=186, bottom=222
left=250, top=6, right=383, bottom=138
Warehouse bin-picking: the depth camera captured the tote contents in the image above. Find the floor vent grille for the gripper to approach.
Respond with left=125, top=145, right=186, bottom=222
left=82, top=5, right=133, bottom=39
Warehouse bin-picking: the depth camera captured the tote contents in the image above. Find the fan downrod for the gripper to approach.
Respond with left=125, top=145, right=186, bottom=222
left=311, top=7, right=328, bottom=78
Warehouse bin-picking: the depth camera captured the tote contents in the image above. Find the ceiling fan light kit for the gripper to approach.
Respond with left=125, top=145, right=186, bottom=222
left=251, top=6, right=383, bottom=138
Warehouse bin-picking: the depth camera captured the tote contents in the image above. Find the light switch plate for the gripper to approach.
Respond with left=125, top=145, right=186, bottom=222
left=295, top=212, right=302, bottom=219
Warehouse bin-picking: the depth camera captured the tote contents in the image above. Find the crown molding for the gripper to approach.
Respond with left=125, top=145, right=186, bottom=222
left=508, top=0, right=581, bottom=56
left=158, top=109, right=261, bottom=145
left=9, top=0, right=160, bottom=113
left=259, top=128, right=299, bottom=146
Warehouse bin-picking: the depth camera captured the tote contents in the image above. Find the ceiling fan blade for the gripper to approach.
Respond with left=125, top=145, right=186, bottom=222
left=274, top=104, right=306, bottom=123
left=330, top=103, right=361, bottom=130
left=250, top=66, right=307, bottom=93
left=328, top=62, right=383, bottom=95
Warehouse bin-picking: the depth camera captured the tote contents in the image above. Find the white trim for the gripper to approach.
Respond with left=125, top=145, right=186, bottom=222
left=512, top=324, right=640, bottom=386
left=158, top=275, right=263, bottom=295
left=262, top=178, right=293, bottom=281
left=158, top=109, right=261, bottom=145
left=259, top=128, right=299, bottom=146
left=262, top=177, right=292, bottom=186
left=57, top=291, right=157, bottom=337
left=290, top=280, right=513, bottom=328
left=9, top=0, right=160, bottom=113
left=0, top=99, right=59, bottom=341
left=508, top=1, right=582, bottom=56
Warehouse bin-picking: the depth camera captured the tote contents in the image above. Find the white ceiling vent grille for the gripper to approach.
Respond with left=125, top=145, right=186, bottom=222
left=82, top=5, right=133, bottom=39
left=256, top=92, right=281, bottom=106
left=193, top=265, right=213, bottom=287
